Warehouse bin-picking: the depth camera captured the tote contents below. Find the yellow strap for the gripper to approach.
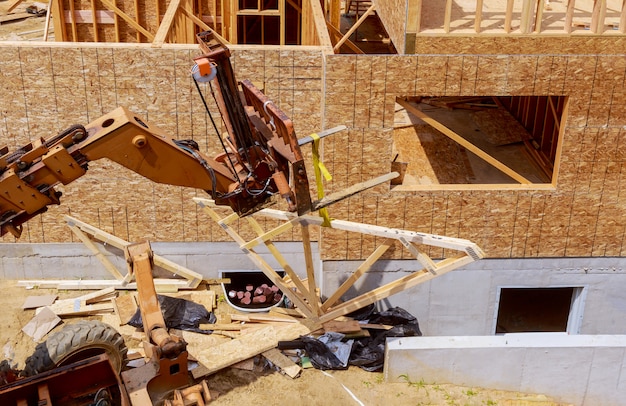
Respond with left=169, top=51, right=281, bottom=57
left=310, top=133, right=332, bottom=227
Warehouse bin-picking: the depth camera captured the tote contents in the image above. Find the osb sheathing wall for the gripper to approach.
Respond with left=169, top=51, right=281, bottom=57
left=0, top=43, right=324, bottom=244
left=371, top=0, right=407, bottom=54
left=319, top=36, right=626, bottom=261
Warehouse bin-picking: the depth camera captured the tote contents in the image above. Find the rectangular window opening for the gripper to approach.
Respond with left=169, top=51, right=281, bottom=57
left=494, top=287, right=585, bottom=334
left=392, top=96, right=568, bottom=190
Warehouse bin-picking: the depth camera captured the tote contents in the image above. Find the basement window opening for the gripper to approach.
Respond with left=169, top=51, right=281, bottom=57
left=392, top=96, right=568, bottom=190
left=494, top=287, right=585, bottom=334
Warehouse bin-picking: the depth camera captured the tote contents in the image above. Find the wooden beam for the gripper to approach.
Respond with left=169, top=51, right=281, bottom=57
left=50, top=0, right=68, bottom=41
left=321, top=238, right=393, bottom=312
left=329, top=0, right=341, bottom=28
left=179, top=7, right=230, bottom=43
left=326, top=21, right=363, bottom=53
left=444, top=0, right=453, bottom=32
left=100, top=0, right=155, bottom=41
left=520, top=0, right=534, bottom=34
left=68, top=0, right=78, bottom=41
left=590, top=0, right=607, bottom=34
left=621, top=0, right=626, bottom=34
left=318, top=254, right=474, bottom=324
left=6, top=0, right=24, bottom=13
left=301, top=224, right=322, bottom=316
left=64, top=216, right=203, bottom=288
left=565, top=0, right=575, bottom=33
left=505, top=0, right=514, bottom=33
left=152, top=0, right=182, bottom=46
left=534, top=0, right=545, bottom=33
left=475, top=0, right=483, bottom=33
left=309, top=0, right=333, bottom=47
left=396, top=98, right=532, bottom=184
left=279, top=0, right=285, bottom=45
left=90, top=0, right=99, bottom=41
left=333, top=3, right=375, bottom=52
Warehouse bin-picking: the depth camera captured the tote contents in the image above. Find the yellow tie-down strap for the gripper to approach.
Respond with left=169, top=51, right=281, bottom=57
left=310, top=133, right=332, bottom=227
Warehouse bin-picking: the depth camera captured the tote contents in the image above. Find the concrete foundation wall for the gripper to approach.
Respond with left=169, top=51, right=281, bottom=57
left=0, top=242, right=319, bottom=281
left=384, top=333, right=626, bottom=406
left=322, top=257, right=626, bottom=335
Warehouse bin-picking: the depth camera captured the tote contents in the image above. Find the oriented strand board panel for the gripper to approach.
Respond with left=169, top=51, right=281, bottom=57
left=0, top=42, right=323, bottom=244
left=372, top=0, right=407, bottom=54
left=321, top=34, right=626, bottom=260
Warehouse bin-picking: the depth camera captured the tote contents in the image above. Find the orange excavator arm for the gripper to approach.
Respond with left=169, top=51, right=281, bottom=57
left=0, top=30, right=312, bottom=238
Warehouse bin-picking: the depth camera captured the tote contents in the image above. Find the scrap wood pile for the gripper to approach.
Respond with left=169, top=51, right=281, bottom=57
left=8, top=280, right=423, bottom=403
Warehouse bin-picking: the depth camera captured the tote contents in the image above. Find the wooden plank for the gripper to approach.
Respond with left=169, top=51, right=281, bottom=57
left=6, top=0, right=24, bottom=13
left=68, top=0, right=77, bottom=41
left=322, top=319, right=361, bottom=333
left=191, top=323, right=311, bottom=378
left=262, top=348, right=301, bottom=378
left=333, top=3, right=375, bottom=52
left=152, top=0, right=181, bottom=46
left=520, top=0, right=533, bottom=34
left=100, top=0, right=155, bottom=40
left=0, top=12, right=32, bottom=24
left=80, top=287, right=117, bottom=304
left=396, top=98, right=532, bottom=184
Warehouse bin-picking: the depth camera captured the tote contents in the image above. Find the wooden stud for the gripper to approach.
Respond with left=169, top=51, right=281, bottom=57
left=505, top=0, right=514, bottom=33
left=591, top=0, right=607, bottom=34
left=68, top=0, right=78, bottom=41
left=308, top=0, right=332, bottom=47
left=475, top=0, right=483, bottom=33
left=444, top=0, right=453, bottom=33
left=619, top=0, right=626, bottom=34
left=565, top=0, right=575, bottom=33
left=535, top=0, right=545, bottom=33
left=520, top=0, right=534, bottom=34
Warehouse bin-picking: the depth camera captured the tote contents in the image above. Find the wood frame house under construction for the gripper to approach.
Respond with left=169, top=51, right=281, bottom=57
left=1, top=1, right=626, bottom=403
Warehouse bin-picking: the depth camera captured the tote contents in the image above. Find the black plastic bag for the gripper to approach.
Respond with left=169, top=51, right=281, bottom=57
left=300, top=336, right=348, bottom=370
left=349, top=306, right=422, bottom=372
left=128, top=294, right=216, bottom=334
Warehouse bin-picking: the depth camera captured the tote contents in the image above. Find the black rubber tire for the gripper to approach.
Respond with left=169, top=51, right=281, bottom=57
left=23, top=320, right=128, bottom=377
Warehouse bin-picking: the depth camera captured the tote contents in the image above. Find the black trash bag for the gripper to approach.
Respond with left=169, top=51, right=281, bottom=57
left=128, top=294, right=216, bottom=334
left=349, top=306, right=422, bottom=372
left=300, top=336, right=348, bottom=370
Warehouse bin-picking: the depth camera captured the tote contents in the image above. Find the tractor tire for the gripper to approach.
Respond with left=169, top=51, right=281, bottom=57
left=23, top=320, right=127, bottom=377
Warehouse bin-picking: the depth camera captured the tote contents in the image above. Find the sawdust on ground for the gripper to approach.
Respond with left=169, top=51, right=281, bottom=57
left=0, top=280, right=571, bottom=406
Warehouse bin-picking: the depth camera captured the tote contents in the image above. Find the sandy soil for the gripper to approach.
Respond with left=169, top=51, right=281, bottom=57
left=0, top=279, right=569, bottom=406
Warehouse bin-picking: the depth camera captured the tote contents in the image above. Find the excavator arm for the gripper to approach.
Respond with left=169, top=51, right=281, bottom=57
left=0, top=30, right=311, bottom=238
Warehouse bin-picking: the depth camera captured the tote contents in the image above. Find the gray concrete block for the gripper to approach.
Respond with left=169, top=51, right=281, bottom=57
left=384, top=333, right=626, bottom=406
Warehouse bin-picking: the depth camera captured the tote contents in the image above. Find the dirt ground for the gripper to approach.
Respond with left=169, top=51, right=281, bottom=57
left=0, top=279, right=569, bottom=406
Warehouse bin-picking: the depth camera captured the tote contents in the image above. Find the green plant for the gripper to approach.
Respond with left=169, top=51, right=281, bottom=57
left=483, top=400, right=497, bottom=406
left=362, top=380, right=372, bottom=388
left=398, top=374, right=429, bottom=396
left=465, top=389, right=478, bottom=397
